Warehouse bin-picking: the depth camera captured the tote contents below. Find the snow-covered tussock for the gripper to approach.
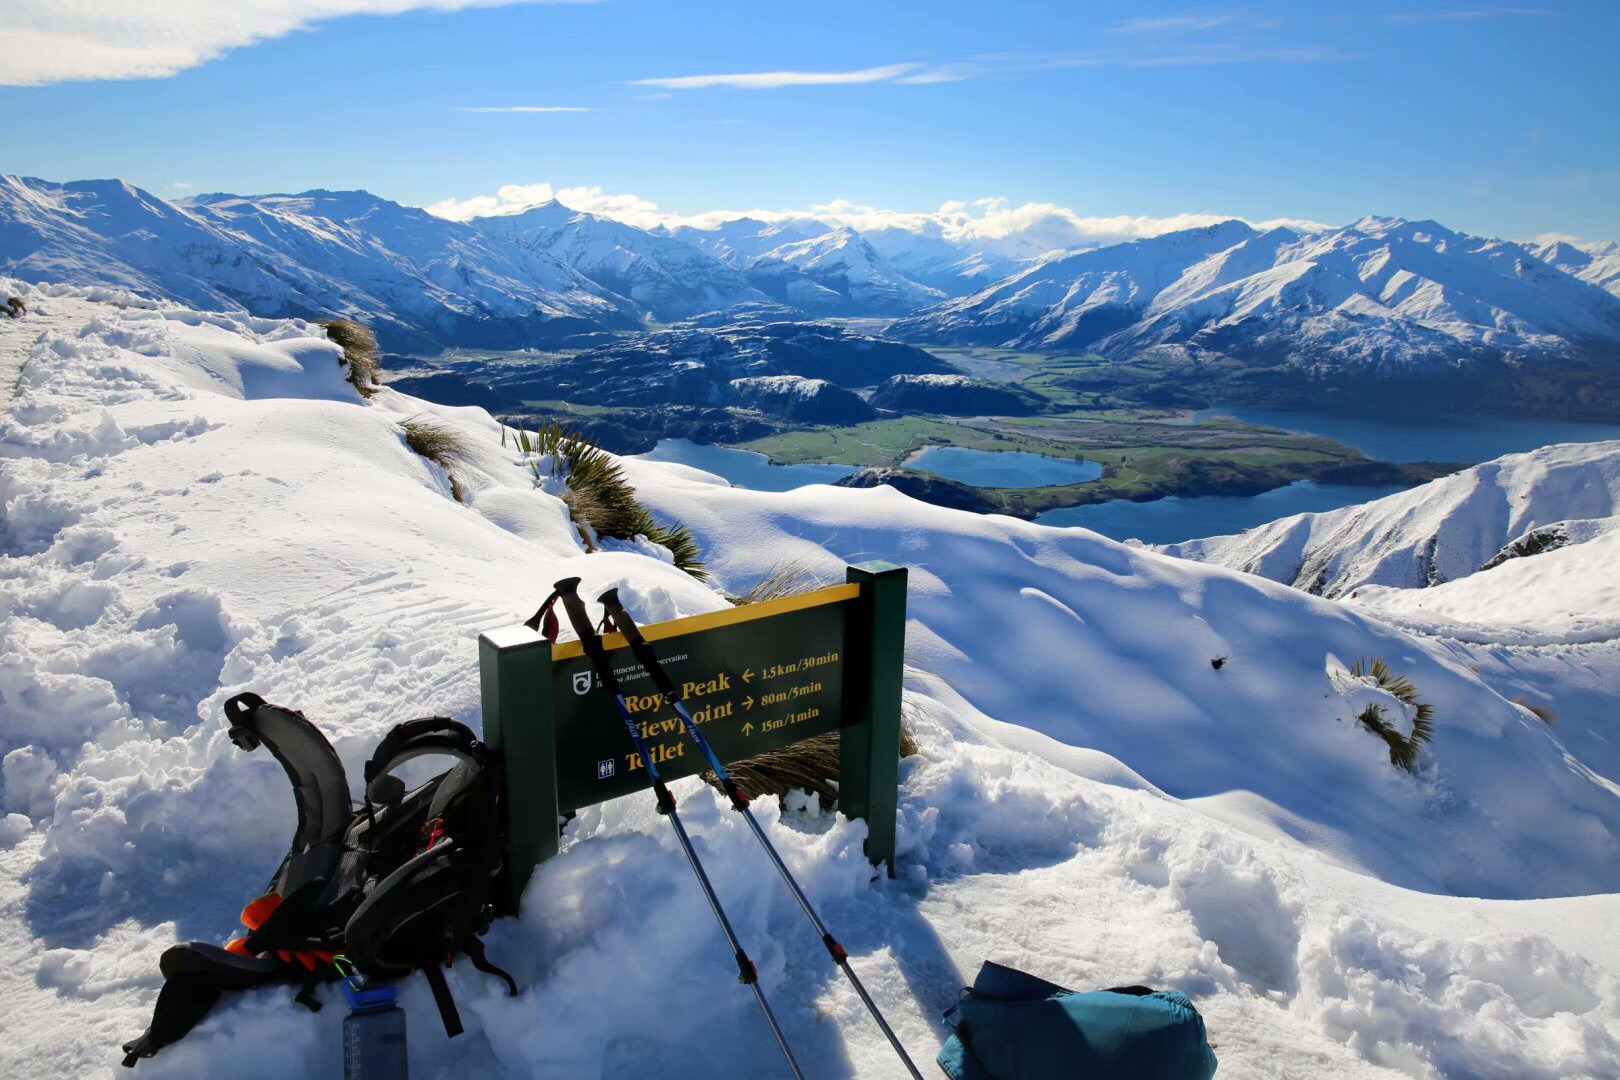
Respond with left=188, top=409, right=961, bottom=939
left=2, top=292, right=1618, bottom=1076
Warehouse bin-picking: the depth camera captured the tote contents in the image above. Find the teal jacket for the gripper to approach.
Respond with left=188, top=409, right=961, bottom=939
left=938, top=962, right=1218, bottom=1080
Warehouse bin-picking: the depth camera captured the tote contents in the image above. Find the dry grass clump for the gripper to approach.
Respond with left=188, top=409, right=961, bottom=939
left=706, top=721, right=920, bottom=807
left=1513, top=695, right=1556, bottom=725
left=507, top=421, right=706, bottom=580
left=727, top=557, right=828, bottom=607
left=321, top=319, right=381, bottom=396
left=5, top=296, right=25, bottom=319
left=1350, top=657, right=1435, bottom=771
left=400, top=416, right=473, bottom=503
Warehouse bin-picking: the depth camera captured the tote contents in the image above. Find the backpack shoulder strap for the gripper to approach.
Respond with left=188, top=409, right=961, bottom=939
left=363, top=717, right=486, bottom=785
left=224, top=692, right=352, bottom=897
left=362, top=717, right=492, bottom=808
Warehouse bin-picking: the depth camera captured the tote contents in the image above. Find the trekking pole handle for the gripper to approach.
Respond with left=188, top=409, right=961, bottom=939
left=552, top=578, right=623, bottom=697
left=597, top=589, right=681, bottom=702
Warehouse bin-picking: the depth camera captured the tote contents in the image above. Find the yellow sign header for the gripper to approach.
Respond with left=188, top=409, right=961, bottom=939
left=549, top=582, right=861, bottom=661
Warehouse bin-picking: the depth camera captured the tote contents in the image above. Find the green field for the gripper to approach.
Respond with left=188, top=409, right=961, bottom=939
left=738, top=403, right=1356, bottom=512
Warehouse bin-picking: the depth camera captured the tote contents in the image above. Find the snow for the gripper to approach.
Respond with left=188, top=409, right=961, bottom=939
left=0, top=177, right=639, bottom=351
left=1533, top=239, right=1620, bottom=299
left=1159, top=440, right=1620, bottom=597
left=471, top=203, right=769, bottom=321
left=2, top=288, right=1619, bottom=1077
left=1164, top=441, right=1620, bottom=789
left=891, top=217, right=1620, bottom=370
left=14, top=175, right=1620, bottom=380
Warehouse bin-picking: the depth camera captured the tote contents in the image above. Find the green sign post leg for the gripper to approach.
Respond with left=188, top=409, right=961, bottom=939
left=841, top=561, right=908, bottom=875
left=479, top=624, right=559, bottom=913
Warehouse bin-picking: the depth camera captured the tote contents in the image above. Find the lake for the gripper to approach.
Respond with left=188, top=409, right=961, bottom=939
left=906, top=446, right=1103, bottom=487
left=1034, top=480, right=1416, bottom=544
left=633, top=439, right=857, bottom=491
left=1196, top=407, right=1620, bottom=463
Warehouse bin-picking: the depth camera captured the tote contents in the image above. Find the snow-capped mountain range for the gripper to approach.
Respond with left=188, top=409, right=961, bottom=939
left=5, top=174, right=1620, bottom=390
left=890, top=217, right=1620, bottom=375
left=0, top=176, right=640, bottom=351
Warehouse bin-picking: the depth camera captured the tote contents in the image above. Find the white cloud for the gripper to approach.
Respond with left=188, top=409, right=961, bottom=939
left=426, top=182, right=663, bottom=225
left=1111, top=14, right=1243, bottom=34
left=1, top=1, right=596, bottom=86
left=629, top=41, right=1351, bottom=93
left=459, top=105, right=591, bottom=112
left=629, top=63, right=922, bottom=91
left=1384, top=7, right=1552, bottom=25
left=423, top=180, right=1331, bottom=257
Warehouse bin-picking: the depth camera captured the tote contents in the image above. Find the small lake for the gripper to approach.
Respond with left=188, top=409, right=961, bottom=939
left=1197, top=407, right=1620, bottom=463
left=633, top=439, right=857, bottom=491
left=907, top=446, right=1103, bottom=487
left=1035, top=480, right=1416, bottom=545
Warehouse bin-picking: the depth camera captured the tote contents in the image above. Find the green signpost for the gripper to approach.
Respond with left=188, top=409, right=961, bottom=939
left=479, top=561, right=908, bottom=909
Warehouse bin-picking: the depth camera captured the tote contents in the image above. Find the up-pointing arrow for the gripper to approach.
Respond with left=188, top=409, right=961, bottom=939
left=742, top=721, right=754, bottom=736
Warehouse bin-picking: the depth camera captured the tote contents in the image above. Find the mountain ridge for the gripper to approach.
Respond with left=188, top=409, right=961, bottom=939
left=6, top=174, right=1620, bottom=410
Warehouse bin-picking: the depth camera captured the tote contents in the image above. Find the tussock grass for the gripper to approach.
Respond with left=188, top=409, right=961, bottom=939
left=5, top=296, right=25, bottom=319
left=508, top=421, right=707, bottom=579
left=400, top=416, right=473, bottom=503
left=706, top=721, right=919, bottom=807
left=321, top=319, right=381, bottom=396
left=728, top=557, right=828, bottom=607
left=1350, top=657, right=1435, bottom=771
left=1513, top=695, right=1556, bottom=725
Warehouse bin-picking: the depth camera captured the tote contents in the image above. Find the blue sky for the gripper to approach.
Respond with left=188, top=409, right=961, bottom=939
left=4, top=1, right=1619, bottom=242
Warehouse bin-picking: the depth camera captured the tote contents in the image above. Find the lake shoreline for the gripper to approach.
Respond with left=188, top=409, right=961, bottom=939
left=832, top=455, right=1454, bottom=522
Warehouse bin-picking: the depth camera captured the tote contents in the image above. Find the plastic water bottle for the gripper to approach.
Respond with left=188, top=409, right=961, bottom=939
left=342, top=981, right=409, bottom=1079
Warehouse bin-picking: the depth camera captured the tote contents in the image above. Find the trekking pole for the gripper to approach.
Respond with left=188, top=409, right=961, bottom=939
left=598, top=588, right=926, bottom=1080
left=551, top=579, right=806, bottom=1080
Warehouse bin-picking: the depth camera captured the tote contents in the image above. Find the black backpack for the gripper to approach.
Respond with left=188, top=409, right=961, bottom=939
left=121, top=692, right=517, bottom=1067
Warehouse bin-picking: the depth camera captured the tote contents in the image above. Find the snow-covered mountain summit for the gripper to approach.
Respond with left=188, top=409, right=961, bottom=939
left=743, top=226, right=944, bottom=315
left=470, top=201, right=768, bottom=320
left=664, top=217, right=826, bottom=266
left=1533, top=237, right=1620, bottom=299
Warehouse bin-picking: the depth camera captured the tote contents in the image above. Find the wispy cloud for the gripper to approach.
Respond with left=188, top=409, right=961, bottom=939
left=632, top=31, right=1351, bottom=94
left=2, top=1, right=599, bottom=86
left=630, top=62, right=922, bottom=90
left=1111, top=13, right=1246, bottom=35
left=1384, top=7, right=1552, bottom=25
left=458, top=105, right=592, bottom=113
